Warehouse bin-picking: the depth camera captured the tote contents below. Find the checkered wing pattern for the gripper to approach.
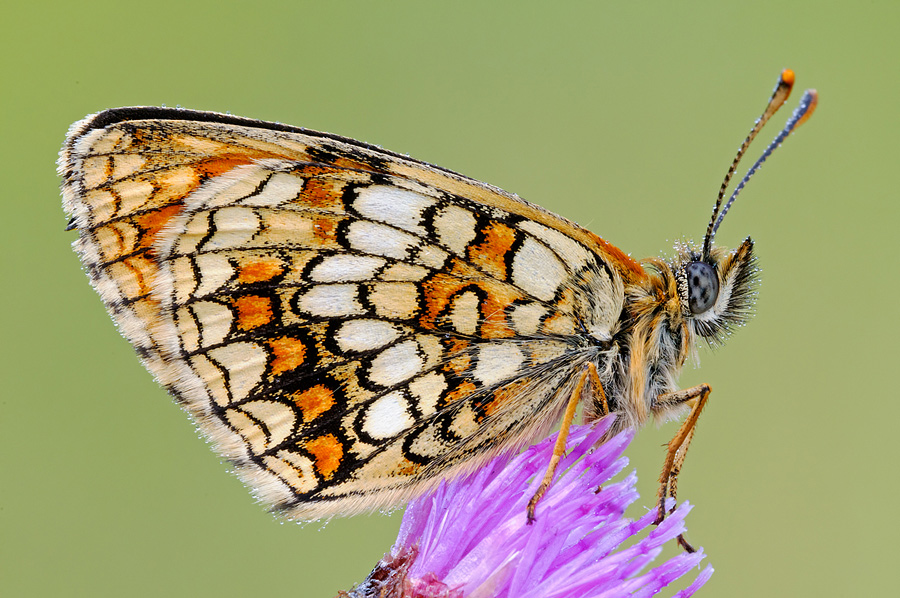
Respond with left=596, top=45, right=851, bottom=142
left=60, top=108, right=641, bottom=518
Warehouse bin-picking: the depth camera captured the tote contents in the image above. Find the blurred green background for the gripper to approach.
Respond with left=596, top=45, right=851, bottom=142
left=2, top=2, right=897, bottom=596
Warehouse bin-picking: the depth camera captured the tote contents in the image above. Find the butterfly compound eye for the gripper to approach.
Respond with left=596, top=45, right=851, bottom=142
left=686, top=262, right=719, bottom=314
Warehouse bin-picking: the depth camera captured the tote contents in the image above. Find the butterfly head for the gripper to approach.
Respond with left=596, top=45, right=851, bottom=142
left=672, top=238, right=758, bottom=345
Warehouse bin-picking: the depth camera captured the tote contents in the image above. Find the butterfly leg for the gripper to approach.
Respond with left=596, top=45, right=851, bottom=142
left=527, top=363, right=604, bottom=523
left=653, top=383, right=711, bottom=553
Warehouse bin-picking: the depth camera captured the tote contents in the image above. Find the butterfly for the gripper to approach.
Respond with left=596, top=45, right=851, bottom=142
left=60, top=70, right=816, bottom=551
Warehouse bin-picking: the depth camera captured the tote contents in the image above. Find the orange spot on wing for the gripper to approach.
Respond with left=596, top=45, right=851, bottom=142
left=295, top=164, right=338, bottom=177
left=197, top=156, right=258, bottom=178
left=311, top=217, right=337, bottom=243
left=134, top=204, right=183, bottom=251
left=304, top=434, right=343, bottom=479
left=333, top=156, right=378, bottom=172
left=444, top=338, right=471, bottom=356
left=267, top=336, right=307, bottom=376
left=482, top=378, right=531, bottom=416
left=478, top=286, right=519, bottom=339
left=237, top=258, right=284, bottom=283
left=442, top=380, right=477, bottom=406
left=291, top=384, right=336, bottom=423
left=394, top=457, right=422, bottom=476
left=299, top=178, right=347, bottom=211
left=447, top=258, right=482, bottom=278
left=468, top=222, right=517, bottom=279
left=233, top=295, right=273, bottom=330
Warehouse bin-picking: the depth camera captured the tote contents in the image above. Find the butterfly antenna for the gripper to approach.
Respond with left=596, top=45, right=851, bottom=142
left=709, top=87, right=818, bottom=249
left=702, top=69, right=802, bottom=259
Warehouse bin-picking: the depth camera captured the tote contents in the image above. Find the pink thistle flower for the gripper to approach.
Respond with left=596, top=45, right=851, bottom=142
left=346, top=416, right=713, bottom=597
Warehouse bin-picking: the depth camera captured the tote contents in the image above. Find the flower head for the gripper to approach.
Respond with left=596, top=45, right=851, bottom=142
left=347, top=417, right=713, bottom=597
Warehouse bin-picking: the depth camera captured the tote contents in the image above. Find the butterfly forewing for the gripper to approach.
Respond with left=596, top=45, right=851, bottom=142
left=60, top=108, right=637, bottom=517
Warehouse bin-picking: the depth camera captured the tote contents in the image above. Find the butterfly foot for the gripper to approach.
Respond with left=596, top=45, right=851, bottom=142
left=526, top=495, right=539, bottom=525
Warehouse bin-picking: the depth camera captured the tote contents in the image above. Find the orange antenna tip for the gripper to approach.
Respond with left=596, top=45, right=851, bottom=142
left=780, top=68, right=795, bottom=87
left=797, top=89, right=818, bottom=126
